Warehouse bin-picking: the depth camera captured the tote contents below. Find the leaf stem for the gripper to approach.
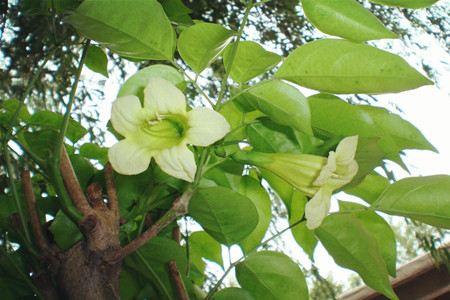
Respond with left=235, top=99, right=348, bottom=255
left=214, top=1, right=254, bottom=111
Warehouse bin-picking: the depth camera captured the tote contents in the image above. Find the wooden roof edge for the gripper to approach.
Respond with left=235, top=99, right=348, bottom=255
left=339, top=244, right=449, bottom=300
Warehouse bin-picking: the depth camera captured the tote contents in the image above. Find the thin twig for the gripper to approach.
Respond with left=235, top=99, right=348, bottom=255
left=168, top=260, right=189, bottom=300
left=20, top=170, right=49, bottom=252
left=108, top=190, right=193, bottom=262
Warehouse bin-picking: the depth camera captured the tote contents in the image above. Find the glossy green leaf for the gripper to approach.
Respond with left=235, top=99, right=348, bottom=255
left=259, top=169, right=294, bottom=213
left=289, top=191, right=317, bottom=259
left=238, top=176, right=272, bottom=253
left=371, top=175, right=450, bottom=229
left=124, top=237, right=196, bottom=299
left=301, top=0, right=396, bottom=42
left=189, top=186, right=259, bottom=246
left=358, top=105, right=436, bottom=152
left=204, top=158, right=243, bottom=191
left=276, top=39, right=433, bottom=94
left=236, top=251, right=309, bottom=300
left=189, top=230, right=223, bottom=266
left=84, top=45, right=108, bottom=77
left=339, top=201, right=397, bottom=277
left=346, top=172, right=390, bottom=205
left=223, top=41, right=281, bottom=83
left=160, top=0, right=193, bottom=25
left=369, top=0, right=438, bottom=9
left=23, top=129, right=59, bottom=159
left=308, top=94, right=434, bottom=167
left=49, top=210, right=84, bottom=250
left=178, top=22, right=235, bottom=73
left=30, top=111, right=88, bottom=143
left=1, top=99, right=31, bottom=125
left=69, top=154, right=95, bottom=189
left=65, top=0, right=175, bottom=60
left=219, top=100, right=265, bottom=141
left=246, top=120, right=303, bottom=154
left=117, top=64, right=186, bottom=99
left=79, top=143, right=109, bottom=166
left=235, top=80, right=312, bottom=134
left=315, top=213, right=398, bottom=300
left=214, top=288, right=255, bottom=300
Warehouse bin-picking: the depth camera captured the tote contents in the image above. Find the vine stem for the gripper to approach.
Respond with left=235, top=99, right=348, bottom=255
left=170, top=61, right=216, bottom=108
left=204, top=218, right=306, bottom=300
left=214, top=0, right=255, bottom=111
left=49, top=40, right=90, bottom=222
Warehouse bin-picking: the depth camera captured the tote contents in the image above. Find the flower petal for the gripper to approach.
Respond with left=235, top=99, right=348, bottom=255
left=335, top=135, right=358, bottom=165
left=184, top=107, right=230, bottom=146
left=313, top=151, right=337, bottom=186
left=111, top=95, right=147, bottom=136
left=305, top=186, right=333, bottom=229
left=144, top=77, right=186, bottom=115
left=153, top=144, right=196, bottom=182
left=108, top=138, right=151, bottom=175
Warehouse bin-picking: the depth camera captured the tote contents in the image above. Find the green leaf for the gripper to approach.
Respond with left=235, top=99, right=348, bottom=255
left=178, top=22, right=236, bottom=73
left=79, top=143, right=109, bottom=166
left=30, top=111, right=88, bottom=143
left=189, top=230, right=223, bottom=266
left=346, top=172, right=390, bottom=205
left=289, top=191, right=317, bottom=259
left=276, top=39, right=433, bottom=94
left=371, top=175, right=450, bottom=229
left=238, top=176, right=272, bottom=253
left=246, top=120, right=303, bottom=154
left=223, top=41, right=281, bottom=83
left=159, top=0, right=193, bottom=25
left=219, top=100, right=265, bottom=141
left=203, top=158, right=243, bottom=191
left=117, top=64, right=186, bottom=99
left=49, top=210, right=84, bottom=250
left=69, top=154, right=95, bottom=189
left=301, top=0, right=396, bottom=42
left=235, top=80, right=312, bottom=135
left=124, top=237, right=196, bottom=299
left=308, top=94, right=434, bottom=168
left=0, top=99, right=31, bottom=125
left=22, top=129, right=59, bottom=159
left=214, top=287, right=255, bottom=300
left=315, top=213, right=398, bottom=300
left=369, top=0, right=438, bottom=9
left=84, top=45, right=108, bottom=77
left=236, top=251, right=309, bottom=300
left=339, top=201, right=397, bottom=277
left=358, top=105, right=436, bottom=152
left=65, top=0, right=175, bottom=61
left=189, top=186, right=259, bottom=246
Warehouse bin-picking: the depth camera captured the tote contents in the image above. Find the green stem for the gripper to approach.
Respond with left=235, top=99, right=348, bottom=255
left=204, top=218, right=305, bottom=300
left=51, top=40, right=90, bottom=167
left=170, top=61, right=215, bottom=107
left=214, top=1, right=254, bottom=111
left=193, top=148, right=211, bottom=188
left=2, top=145, right=32, bottom=244
left=0, top=247, right=45, bottom=300
left=48, top=40, right=90, bottom=222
